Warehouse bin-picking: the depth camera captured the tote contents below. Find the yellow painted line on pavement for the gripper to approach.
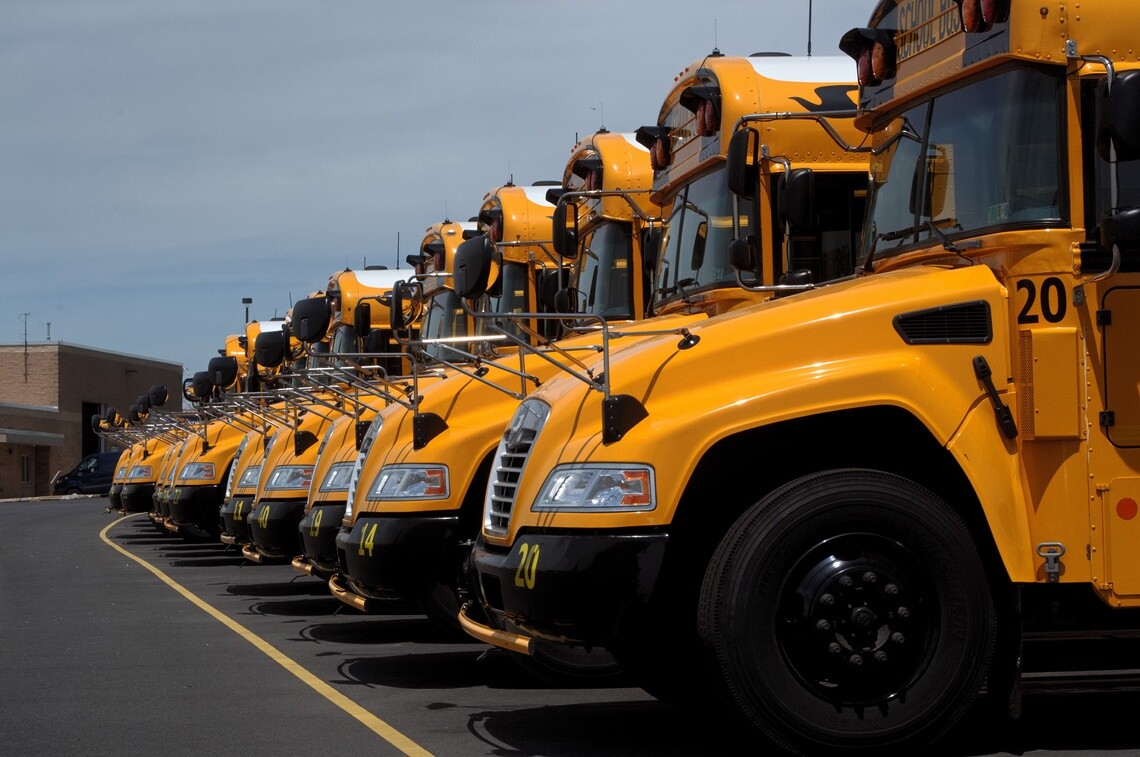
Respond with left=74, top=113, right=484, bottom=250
left=100, top=515, right=432, bottom=757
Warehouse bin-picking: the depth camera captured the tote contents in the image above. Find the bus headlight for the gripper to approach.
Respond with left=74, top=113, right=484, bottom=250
left=178, top=462, right=216, bottom=482
left=264, top=465, right=314, bottom=491
left=318, top=462, right=355, bottom=493
left=367, top=465, right=449, bottom=501
left=533, top=465, right=655, bottom=511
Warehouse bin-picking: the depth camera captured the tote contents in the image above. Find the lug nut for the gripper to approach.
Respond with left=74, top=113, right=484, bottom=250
left=884, top=583, right=899, bottom=596
left=862, top=571, right=877, bottom=584
left=829, top=642, right=842, bottom=655
left=816, top=619, right=831, bottom=632
left=897, top=606, right=910, bottom=619
left=849, top=654, right=864, bottom=666
left=874, top=651, right=889, bottom=664
left=839, top=575, right=854, bottom=588
left=819, top=593, right=835, bottom=606
left=891, top=632, right=905, bottom=645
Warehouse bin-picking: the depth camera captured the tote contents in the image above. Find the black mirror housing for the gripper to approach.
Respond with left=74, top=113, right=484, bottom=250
left=1097, top=69, right=1140, bottom=162
left=779, top=168, right=815, bottom=232
left=291, top=296, right=331, bottom=343
left=208, top=356, right=239, bottom=388
left=729, top=236, right=757, bottom=272
left=1101, top=205, right=1140, bottom=254
left=192, top=370, right=215, bottom=399
left=354, top=301, right=372, bottom=340
left=254, top=330, right=286, bottom=368
left=726, top=128, right=759, bottom=199
left=551, top=202, right=578, bottom=258
left=453, top=235, right=495, bottom=299
left=149, top=385, right=169, bottom=408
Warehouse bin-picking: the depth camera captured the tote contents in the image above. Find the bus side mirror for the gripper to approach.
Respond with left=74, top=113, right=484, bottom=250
left=208, top=356, right=239, bottom=388
left=726, top=128, right=759, bottom=200
left=1097, top=70, right=1140, bottom=161
left=192, top=370, right=215, bottom=400
left=909, top=144, right=951, bottom=219
left=453, top=234, right=495, bottom=299
left=691, top=221, right=708, bottom=271
left=292, top=296, right=331, bottom=343
left=779, top=168, right=815, bottom=232
left=552, top=202, right=578, bottom=258
left=538, top=267, right=566, bottom=313
left=1100, top=206, right=1140, bottom=255
left=554, top=287, right=578, bottom=314
left=354, top=301, right=372, bottom=340
left=149, top=385, right=168, bottom=408
left=389, top=280, right=418, bottom=331
left=136, top=394, right=150, bottom=414
left=254, top=331, right=285, bottom=368
left=729, top=236, right=757, bottom=271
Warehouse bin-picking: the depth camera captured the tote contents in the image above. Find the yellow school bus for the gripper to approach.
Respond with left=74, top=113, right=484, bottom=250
left=216, top=319, right=291, bottom=546
left=291, top=261, right=435, bottom=579
left=161, top=331, right=260, bottom=540
left=328, top=196, right=573, bottom=624
left=466, top=3, right=1140, bottom=753
left=238, top=266, right=413, bottom=568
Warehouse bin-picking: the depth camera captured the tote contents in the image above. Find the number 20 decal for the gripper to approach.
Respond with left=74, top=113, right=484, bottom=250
left=514, top=543, right=540, bottom=589
left=1017, top=277, right=1068, bottom=324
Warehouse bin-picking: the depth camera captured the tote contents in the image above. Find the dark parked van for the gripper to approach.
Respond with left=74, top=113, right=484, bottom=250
left=53, top=451, right=123, bottom=495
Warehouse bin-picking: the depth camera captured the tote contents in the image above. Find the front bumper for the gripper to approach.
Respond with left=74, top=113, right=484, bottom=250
left=108, top=484, right=123, bottom=511
left=219, top=495, right=255, bottom=546
left=296, top=502, right=347, bottom=579
left=244, top=498, right=306, bottom=561
left=334, top=513, right=462, bottom=601
left=469, top=530, right=669, bottom=647
left=168, top=484, right=224, bottom=538
left=120, top=483, right=155, bottom=515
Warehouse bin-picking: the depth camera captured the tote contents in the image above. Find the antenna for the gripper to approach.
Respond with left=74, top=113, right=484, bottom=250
left=807, top=0, right=813, bottom=56
left=395, top=231, right=400, bottom=270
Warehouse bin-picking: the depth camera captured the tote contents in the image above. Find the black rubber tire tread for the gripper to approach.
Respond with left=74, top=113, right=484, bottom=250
left=698, top=468, right=996, bottom=756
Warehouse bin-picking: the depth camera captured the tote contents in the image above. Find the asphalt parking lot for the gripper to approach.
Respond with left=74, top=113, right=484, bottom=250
left=2, top=497, right=1139, bottom=756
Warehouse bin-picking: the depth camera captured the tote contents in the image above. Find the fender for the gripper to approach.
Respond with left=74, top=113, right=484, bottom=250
left=493, top=264, right=1030, bottom=556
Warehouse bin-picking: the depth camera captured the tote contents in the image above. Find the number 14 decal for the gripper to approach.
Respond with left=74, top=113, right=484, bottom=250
left=1017, top=277, right=1068, bottom=324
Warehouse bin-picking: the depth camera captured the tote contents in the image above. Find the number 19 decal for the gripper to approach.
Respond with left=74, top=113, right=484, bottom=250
left=309, top=508, right=323, bottom=538
left=514, top=542, right=540, bottom=589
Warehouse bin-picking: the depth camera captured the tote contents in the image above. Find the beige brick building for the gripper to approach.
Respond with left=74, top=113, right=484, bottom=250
left=0, top=343, right=182, bottom=498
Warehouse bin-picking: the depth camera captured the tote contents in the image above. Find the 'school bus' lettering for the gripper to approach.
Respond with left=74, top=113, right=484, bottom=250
left=896, top=0, right=961, bottom=62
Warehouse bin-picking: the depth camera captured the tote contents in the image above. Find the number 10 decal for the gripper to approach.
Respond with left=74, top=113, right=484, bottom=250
left=1017, top=277, right=1068, bottom=324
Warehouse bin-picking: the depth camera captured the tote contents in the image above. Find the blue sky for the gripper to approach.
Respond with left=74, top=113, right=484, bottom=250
left=2, top=0, right=871, bottom=375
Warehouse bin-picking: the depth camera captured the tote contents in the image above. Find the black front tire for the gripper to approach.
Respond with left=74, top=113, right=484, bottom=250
left=699, top=469, right=996, bottom=755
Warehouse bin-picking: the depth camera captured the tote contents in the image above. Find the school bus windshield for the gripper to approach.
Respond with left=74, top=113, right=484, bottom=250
left=863, top=66, right=1065, bottom=260
left=420, top=290, right=468, bottom=361
left=578, top=221, right=634, bottom=319
left=482, top=260, right=529, bottom=340
left=655, top=167, right=750, bottom=302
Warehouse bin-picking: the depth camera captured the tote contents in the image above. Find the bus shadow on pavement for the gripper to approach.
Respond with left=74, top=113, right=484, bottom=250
left=334, top=648, right=526, bottom=691
left=467, top=700, right=718, bottom=757
left=300, top=616, right=466, bottom=646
